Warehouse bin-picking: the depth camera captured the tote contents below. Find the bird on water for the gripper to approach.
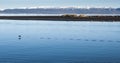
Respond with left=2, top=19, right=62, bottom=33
left=18, top=35, right=21, bottom=37
left=18, top=35, right=22, bottom=40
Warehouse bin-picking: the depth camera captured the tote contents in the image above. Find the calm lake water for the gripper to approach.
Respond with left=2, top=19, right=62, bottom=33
left=0, top=20, right=120, bottom=63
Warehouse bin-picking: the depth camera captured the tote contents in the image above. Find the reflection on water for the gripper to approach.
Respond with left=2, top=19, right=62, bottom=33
left=0, top=20, right=120, bottom=63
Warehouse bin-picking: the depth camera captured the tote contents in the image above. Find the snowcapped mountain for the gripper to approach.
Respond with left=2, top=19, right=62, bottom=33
left=0, top=7, right=120, bottom=14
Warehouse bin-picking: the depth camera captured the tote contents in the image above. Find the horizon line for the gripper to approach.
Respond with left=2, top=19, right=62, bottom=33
left=0, top=6, right=119, bottom=10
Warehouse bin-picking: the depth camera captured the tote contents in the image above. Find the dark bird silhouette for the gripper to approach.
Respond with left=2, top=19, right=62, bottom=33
left=18, top=35, right=21, bottom=37
left=18, top=35, right=22, bottom=40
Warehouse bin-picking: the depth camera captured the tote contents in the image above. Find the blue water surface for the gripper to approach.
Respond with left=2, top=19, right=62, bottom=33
left=0, top=20, right=120, bottom=63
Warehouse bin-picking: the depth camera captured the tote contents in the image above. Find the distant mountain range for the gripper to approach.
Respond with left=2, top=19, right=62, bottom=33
left=0, top=7, right=120, bottom=14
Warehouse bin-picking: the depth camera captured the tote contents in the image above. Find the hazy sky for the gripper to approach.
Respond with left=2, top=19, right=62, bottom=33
left=0, top=0, right=120, bottom=9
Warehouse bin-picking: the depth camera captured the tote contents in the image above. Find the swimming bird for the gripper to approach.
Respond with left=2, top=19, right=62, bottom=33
left=18, top=35, right=22, bottom=40
left=18, top=35, right=21, bottom=37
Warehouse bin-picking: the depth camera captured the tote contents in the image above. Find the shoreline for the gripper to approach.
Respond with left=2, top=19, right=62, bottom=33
left=0, top=15, right=120, bottom=22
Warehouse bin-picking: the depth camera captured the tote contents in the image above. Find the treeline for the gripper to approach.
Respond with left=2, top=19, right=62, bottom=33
left=0, top=14, right=120, bottom=21
left=61, top=14, right=120, bottom=21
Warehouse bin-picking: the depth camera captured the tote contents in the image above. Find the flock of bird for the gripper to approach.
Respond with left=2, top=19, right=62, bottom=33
left=18, top=35, right=120, bottom=43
